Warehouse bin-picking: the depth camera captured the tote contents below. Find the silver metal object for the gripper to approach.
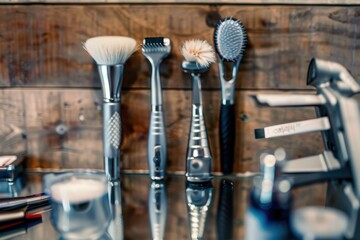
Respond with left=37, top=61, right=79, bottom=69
left=327, top=181, right=360, bottom=239
left=186, top=182, right=213, bottom=240
left=98, top=64, right=124, bottom=181
left=253, top=58, right=360, bottom=239
left=282, top=151, right=341, bottom=173
left=142, top=37, right=170, bottom=180
left=107, top=180, right=124, bottom=240
left=182, top=61, right=213, bottom=183
left=148, top=181, right=167, bottom=240
left=255, top=117, right=331, bottom=139
left=218, top=56, right=240, bottom=105
left=252, top=94, right=326, bottom=107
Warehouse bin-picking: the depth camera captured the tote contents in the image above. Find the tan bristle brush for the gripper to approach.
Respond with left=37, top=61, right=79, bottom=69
left=181, top=39, right=215, bottom=183
left=83, top=36, right=137, bottom=180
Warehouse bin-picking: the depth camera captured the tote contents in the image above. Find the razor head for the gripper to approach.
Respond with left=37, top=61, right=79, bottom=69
left=181, top=61, right=209, bottom=74
left=214, top=17, right=247, bottom=61
left=141, top=37, right=171, bottom=55
left=143, top=37, right=170, bottom=47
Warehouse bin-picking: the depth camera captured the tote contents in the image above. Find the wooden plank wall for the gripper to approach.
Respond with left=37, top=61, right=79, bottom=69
left=0, top=4, right=359, bottom=173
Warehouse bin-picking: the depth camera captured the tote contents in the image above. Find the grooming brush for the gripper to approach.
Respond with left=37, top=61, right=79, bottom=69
left=142, top=37, right=171, bottom=180
left=214, top=18, right=247, bottom=174
left=181, top=40, right=216, bottom=183
left=148, top=181, right=167, bottom=240
left=83, top=36, right=137, bottom=180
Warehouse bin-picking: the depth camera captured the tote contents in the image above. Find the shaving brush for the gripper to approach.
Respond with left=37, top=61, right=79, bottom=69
left=83, top=36, right=137, bottom=180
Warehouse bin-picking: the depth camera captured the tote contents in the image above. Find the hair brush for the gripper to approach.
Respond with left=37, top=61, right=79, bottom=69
left=214, top=18, right=247, bottom=174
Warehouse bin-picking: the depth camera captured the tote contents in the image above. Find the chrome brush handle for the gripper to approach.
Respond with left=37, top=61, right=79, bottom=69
left=98, top=65, right=124, bottom=181
left=103, top=101, right=121, bottom=180
left=148, top=106, right=167, bottom=180
left=186, top=73, right=212, bottom=183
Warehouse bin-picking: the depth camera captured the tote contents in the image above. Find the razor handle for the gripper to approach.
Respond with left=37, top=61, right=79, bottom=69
left=148, top=107, right=167, bottom=180
left=103, top=101, right=121, bottom=180
left=219, top=103, right=235, bottom=174
left=149, top=181, right=167, bottom=240
left=186, top=105, right=213, bottom=183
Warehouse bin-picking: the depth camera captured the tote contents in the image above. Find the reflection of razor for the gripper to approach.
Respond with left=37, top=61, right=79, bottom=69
left=148, top=181, right=167, bottom=240
left=252, top=58, right=360, bottom=239
left=186, top=181, right=213, bottom=240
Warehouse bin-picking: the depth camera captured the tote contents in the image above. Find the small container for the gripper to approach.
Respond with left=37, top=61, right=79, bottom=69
left=0, top=155, right=24, bottom=182
left=43, top=171, right=111, bottom=240
left=245, top=178, right=292, bottom=240
left=291, top=206, right=348, bottom=240
left=245, top=154, right=292, bottom=240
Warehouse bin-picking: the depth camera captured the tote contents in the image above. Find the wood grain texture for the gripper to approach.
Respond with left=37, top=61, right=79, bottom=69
left=1, top=0, right=359, bottom=5
left=0, top=5, right=359, bottom=89
left=2, top=88, right=324, bottom=172
left=0, top=89, right=26, bottom=154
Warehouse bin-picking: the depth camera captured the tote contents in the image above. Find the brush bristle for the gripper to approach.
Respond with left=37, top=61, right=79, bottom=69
left=181, top=40, right=215, bottom=68
left=83, top=36, right=137, bottom=65
left=214, top=18, right=247, bottom=61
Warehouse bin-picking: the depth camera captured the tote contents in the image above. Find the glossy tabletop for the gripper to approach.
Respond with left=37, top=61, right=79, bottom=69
left=0, top=172, right=326, bottom=240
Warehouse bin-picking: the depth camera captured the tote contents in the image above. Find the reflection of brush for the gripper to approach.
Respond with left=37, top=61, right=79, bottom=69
left=83, top=36, right=137, bottom=180
left=216, top=179, right=234, bottom=240
left=181, top=40, right=215, bottom=183
left=142, top=37, right=171, bottom=180
left=214, top=18, right=247, bottom=174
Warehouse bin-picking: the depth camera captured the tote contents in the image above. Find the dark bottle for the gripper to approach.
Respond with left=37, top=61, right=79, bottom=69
left=244, top=154, right=292, bottom=240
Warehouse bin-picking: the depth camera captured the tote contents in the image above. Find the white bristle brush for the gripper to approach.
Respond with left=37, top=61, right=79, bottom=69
left=83, top=36, right=137, bottom=65
left=83, top=35, right=137, bottom=180
left=181, top=39, right=215, bottom=183
left=214, top=18, right=247, bottom=174
left=181, top=39, right=215, bottom=68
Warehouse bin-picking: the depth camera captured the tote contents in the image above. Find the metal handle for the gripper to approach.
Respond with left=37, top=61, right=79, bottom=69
left=218, top=56, right=240, bottom=105
left=103, top=102, right=121, bottom=180
left=252, top=94, right=325, bottom=107
left=282, top=151, right=341, bottom=174
left=255, top=117, right=331, bottom=139
left=186, top=75, right=212, bottom=182
left=148, top=107, right=167, bottom=180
